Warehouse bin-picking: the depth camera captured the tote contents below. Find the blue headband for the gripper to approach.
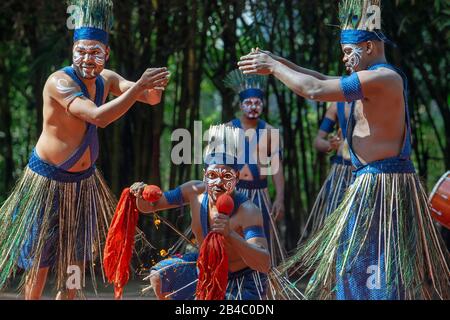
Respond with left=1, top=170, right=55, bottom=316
left=204, top=153, right=240, bottom=172
left=239, top=88, right=264, bottom=102
left=340, top=29, right=395, bottom=46
left=340, top=30, right=380, bottom=44
left=74, top=27, right=109, bottom=45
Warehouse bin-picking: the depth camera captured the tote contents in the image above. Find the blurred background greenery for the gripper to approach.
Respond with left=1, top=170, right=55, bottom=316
left=0, top=0, right=448, bottom=258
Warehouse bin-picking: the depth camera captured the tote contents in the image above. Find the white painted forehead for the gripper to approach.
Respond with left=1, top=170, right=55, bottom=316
left=242, top=97, right=263, bottom=102
left=206, top=164, right=237, bottom=173
left=73, top=42, right=106, bottom=51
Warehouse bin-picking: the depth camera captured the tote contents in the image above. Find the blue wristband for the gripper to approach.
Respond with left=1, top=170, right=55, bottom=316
left=340, top=73, right=364, bottom=102
left=163, top=187, right=184, bottom=205
left=319, top=117, right=336, bottom=133
left=243, top=226, right=266, bottom=240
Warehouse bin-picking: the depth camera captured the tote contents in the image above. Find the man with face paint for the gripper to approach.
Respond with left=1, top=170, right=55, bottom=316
left=130, top=125, right=270, bottom=300
left=238, top=0, right=449, bottom=300
left=0, top=0, right=169, bottom=300
left=224, top=70, right=286, bottom=267
left=298, top=102, right=354, bottom=244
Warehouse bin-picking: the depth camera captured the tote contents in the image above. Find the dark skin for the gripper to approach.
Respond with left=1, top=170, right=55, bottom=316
left=238, top=43, right=405, bottom=165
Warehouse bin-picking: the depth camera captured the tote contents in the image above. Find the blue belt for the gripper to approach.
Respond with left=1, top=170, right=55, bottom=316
left=353, top=157, right=416, bottom=178
left=237, top=179, right=268, bottom=190
left=28, top=149, right=95, bottom=183
left=228, top=267, right=267, bottom=280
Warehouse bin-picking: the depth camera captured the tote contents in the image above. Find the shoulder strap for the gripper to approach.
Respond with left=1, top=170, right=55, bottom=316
left=368, top=63, right=411, bottom=159
left=57, top=66, right=103, bottom=170
left=231, top=118, right=242, bottom=129
left=231, top=192, right=249, bottom=216
left=347, top=63, right=412, bottom=169
left=200, top=193, right=209, bottom=238
left=336, top=102, right=348, bottom=140
left=200, top=192, right=249, bottom=238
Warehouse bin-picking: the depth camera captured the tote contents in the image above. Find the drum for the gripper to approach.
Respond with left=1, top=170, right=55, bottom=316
left=429, top=171, right=450, bottom=229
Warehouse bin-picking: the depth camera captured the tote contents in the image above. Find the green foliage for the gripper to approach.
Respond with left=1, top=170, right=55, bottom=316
left=0, top=0, right=448, bottom=250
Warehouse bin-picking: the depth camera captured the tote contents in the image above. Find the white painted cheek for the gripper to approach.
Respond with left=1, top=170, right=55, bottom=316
left=73, top=51, right=83, bottom=66
left=206, top=177, right=220, bottom=188
left=94, top=53, right=105, bottom=66
left=241, top=105, right=250, bottom=114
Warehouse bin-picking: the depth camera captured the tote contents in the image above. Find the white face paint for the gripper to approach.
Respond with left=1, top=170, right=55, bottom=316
left=55, top=78, right=82, bottom=103
left=204, top=165, right=238, bottom=202
left=241, top=97, right=263, bottom=119
left=343, top=44, right=363, bottom=73
left=72, top=42, right=107, bottom=79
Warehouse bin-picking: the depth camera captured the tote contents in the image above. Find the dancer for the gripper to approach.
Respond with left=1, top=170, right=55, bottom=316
left=238, top=0, right=450, bottom=300
left=224, top=70, right=286, bottom=265
left=132, top=125, right=270, bottom=300
left=0, top=0, right=169, bottom=300
left=298, top=102, right=353, bottom=243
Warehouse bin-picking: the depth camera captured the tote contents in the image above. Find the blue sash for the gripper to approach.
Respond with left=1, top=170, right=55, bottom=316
left=57, top=66, right=105, bottom=170
left=231, top=119, right=268, bottom=189
left=200, top=192, right=249, bottom=238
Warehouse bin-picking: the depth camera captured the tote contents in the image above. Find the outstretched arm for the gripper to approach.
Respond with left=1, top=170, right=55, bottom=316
left=133, top=180, right=205, bottom=214
left=49, top=68, right=170, bottom=128
left=211, top=202, right=270, bottom=273
left=257, top=49, right=339, bottom=80
left=238, top=51, right=402, bottom=103
left=103, top=69, right=170, bottom=106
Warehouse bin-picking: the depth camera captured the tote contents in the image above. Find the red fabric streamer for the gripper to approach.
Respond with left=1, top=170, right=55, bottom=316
left=196, top=194, right=234, bottom=300
left=103, top=185, right=162, bottom=299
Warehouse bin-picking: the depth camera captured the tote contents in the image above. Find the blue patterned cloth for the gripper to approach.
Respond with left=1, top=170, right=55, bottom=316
left=340, top=73, right=364, bottom=103
left=151, top=252, right=199, bottom=300
left=319, top=117, right=336, bottom=134
left=340, top=30, right=379, bottom=44
left=226, top=268, right=268, bottom=300
left=151, top=253, right=268, bottom=300
left=164, top=187, right=184, bottom=206
left=335, top=63, right=414, bottom=300
left=239, top=88, right=264, bottom=102
left=74, top=27, right=109, bottom=45
left=335, top=175, right=405, bottom=300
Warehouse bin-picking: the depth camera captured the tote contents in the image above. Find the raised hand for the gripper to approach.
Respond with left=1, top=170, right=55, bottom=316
left=130, top=181, right=146, bottom=198
left=238, top=49, right=277, bottom=75
left=138, top=68, right=171, bottom=90
left=328, top=134, right=341, bottom=152
left=255, top=48, right=280, bottom=61
left=210, top=213, right=231, bottom=238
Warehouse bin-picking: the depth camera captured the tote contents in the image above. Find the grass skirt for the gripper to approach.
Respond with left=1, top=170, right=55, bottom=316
left=279, top=165, right=450, bottom=300
left=0, top=151, right=117, bottom=294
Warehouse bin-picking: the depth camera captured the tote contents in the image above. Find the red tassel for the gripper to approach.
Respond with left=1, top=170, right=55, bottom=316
left=103, top=185, right=162, bottom=299
left=195, top=194, right=234, bottom=300
left=103, top=188, right=139, bottom=299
